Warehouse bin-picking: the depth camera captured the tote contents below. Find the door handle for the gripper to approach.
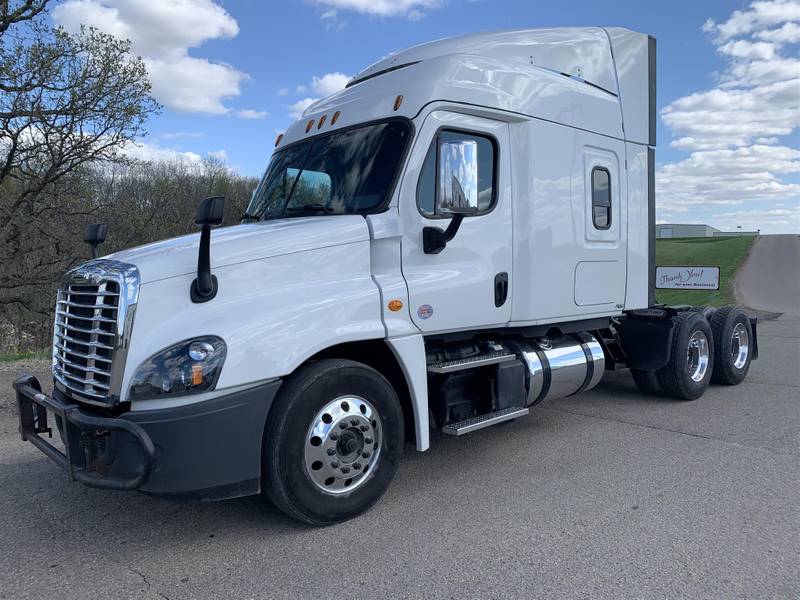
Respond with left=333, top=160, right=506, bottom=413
left=494, top=272, right=509, bottom=307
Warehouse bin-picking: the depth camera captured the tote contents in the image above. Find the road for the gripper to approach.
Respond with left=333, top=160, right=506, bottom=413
left=736, top=234, right=800, bottom=316
left=1, top=312, right=798, bottom=600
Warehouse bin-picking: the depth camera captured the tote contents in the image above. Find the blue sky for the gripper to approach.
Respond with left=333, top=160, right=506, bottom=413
left=51, top=0, right=799, bottom=233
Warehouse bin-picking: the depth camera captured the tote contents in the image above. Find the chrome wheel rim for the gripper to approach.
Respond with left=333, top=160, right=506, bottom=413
left=731, top=322, right=749, bottom=370
left=687, top=330, right=710, bottom=383
left=304, top=396, right=382, bottom=495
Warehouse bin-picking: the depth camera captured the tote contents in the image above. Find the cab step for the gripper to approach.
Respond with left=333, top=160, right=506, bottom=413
left=442, top=406, right=529, bottom=436
left=427, top=351, right=515, bottom=374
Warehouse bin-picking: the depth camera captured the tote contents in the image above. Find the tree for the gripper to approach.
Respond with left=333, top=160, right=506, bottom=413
left=0, top=0, right=160, bottom=310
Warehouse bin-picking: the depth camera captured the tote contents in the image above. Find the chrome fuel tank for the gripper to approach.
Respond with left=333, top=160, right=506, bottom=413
left=517, top=333, right=605, bottom=405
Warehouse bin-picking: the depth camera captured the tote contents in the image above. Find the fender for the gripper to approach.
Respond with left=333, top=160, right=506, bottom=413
left=387, top=334, right=430, bottom=451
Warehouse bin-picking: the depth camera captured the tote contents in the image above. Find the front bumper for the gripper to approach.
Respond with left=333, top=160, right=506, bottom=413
left=13, top=375, right=282, bottom=500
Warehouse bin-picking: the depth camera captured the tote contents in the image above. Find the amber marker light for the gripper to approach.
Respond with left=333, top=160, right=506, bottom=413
left=191, top=364, right=204, bottom=386
left=394, top=95, right=404, bottom=111
left=305, top=120, right=315, bottom=133
left=317, top=114, right=327, bottom=129
left=274, top=133, right=284, bottom=147
left=331, top=111, right=341, bottom=125
left=388, top=300, right=404, bottom=312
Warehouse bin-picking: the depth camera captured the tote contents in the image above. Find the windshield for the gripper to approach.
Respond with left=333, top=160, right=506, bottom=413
left=245, top=120, right=411, bottom=221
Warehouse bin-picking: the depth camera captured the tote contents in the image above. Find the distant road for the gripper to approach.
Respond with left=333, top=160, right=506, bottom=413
left=736, top=234, right=800, bottom=316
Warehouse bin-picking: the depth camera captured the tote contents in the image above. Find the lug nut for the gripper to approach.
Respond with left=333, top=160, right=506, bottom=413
left=331, top=461, right=339, bottom=468
left=351, top=419, right=359, bottom=426
left=341, top=466, right=350, bottom=474
left=353, top=462, right=362, bottom=470
left=330, top=432, right=339, bottom=441
left=359, top=425, right=368, bottom=432
left=326, top=448, right=335, bottom=456
left=361, top=451, right=370, bottom=459
left=339, top=422, right=347, bottom=430
left=364, top=438, right=373, bottom=445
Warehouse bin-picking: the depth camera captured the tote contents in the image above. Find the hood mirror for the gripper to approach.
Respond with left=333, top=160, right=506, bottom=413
left=84, top=223, right=108, bottom=259
left=190, top=196, right=225, bottom=303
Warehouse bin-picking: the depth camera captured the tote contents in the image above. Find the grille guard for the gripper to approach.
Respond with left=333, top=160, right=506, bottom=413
left=13, top=374, right=155, bottom=491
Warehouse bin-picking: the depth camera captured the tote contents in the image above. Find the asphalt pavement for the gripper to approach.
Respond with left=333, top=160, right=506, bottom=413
left=1, top=310, right=798, bottom=599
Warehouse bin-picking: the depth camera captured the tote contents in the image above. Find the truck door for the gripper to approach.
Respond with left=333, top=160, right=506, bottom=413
left=573, top=141, right=628, bottom=309
left=400, top=111, right=512, bottom=333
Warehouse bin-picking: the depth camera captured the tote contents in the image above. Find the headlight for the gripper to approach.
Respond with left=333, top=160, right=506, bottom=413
left=128, top=336, right=226, bottom=401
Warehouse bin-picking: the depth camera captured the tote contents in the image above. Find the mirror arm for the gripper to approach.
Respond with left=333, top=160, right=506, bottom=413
left=423, top=213, right=465, bottom=255
left=191, top=224, right=218, bottom=302
left=190, top=195, right=224, bottom=303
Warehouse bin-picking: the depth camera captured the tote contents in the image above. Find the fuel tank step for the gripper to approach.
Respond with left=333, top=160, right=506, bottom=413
left=442, top=406, right=529, bottom=436
left=427, top=351, right=515, bottom=374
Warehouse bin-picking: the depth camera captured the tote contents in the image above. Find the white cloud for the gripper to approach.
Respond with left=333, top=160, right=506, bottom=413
left=311, top=72, right=351, bottom=96
left=286, top=73, right=350, bottom=119
left=661, top=79, right=800, bottom=149
left=718, top=39, right=777, bottom=60
left=52, top=0, right=247, bottom=115
left=657, top=145, right=800, bottom=212
left=236, top=109, right=267, bottom=119
left=208, top=149, right=228, bottom=162
left=289, top=98, right=319, bottom=119
left=122, top=141, right=203, bottom=163
left=160, top=131, right=205, bottom=140
left=311, top=0, right=441, bottom=18
left=277, top=87, right=289, bottom=96
left=756, top=20, right=800, bottom=42
left=703, top=0, right=800, bottom=40
left=658, top=0, right=800, bottom=232
left=295, top=84, right=308, bottom=93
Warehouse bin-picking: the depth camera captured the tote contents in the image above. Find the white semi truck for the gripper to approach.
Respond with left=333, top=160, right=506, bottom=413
left=14, top=27, right=757, bottom=525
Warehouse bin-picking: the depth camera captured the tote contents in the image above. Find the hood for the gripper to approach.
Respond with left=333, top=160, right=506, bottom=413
left=104, top=215, right=371, bottom=284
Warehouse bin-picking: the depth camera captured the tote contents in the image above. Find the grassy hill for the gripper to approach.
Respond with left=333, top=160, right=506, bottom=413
left=655, top=236, right=756, bottom=306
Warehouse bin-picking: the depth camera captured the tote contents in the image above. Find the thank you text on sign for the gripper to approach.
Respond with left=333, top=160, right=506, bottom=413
left=655, top=266, right=720, bottom=290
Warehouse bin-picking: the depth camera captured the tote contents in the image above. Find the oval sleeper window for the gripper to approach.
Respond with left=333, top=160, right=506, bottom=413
left=591, top=167, right=611, bottom=230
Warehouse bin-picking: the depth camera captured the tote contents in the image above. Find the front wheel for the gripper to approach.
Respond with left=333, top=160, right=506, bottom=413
left=263, top=359, right=404, bottom=525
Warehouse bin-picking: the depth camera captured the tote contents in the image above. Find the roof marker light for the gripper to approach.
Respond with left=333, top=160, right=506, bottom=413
left=317, top=114, right=327, bottom=129
left=331, top=111, right=341, bottom=125
left=394, top=95, right=404, bottom=111
left=305, top=119, right=315, bottom=133
left=274, top=133, right=284, bottom=147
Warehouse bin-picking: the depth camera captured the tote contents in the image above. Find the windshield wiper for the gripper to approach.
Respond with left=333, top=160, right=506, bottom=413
left=286, top=203, right=334, bottom=214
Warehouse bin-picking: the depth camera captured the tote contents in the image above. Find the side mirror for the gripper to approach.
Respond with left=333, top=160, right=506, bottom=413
left=84, top=223, right=108, bottom=259
left=191, top=196, right=225, bottom=303
left=195, top=195, right=225, bottom=226
left=423, top=139, right=479, bottom=254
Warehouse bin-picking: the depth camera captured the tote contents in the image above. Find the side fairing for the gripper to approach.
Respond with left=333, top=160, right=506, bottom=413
left=121, top=237, right=384, bottom=407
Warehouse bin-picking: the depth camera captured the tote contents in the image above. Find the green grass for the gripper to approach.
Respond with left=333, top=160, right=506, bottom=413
left=655, top=236, right=756, bottom=306
left=0, top=348, right=50, bottom=363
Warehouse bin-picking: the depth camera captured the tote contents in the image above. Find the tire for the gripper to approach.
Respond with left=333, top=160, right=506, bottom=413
left=657, top=311, right=714, bottom=401
left=688, top=305, right=716, bottom=320
left=631, top=369, right=665, bottom=396
left=710, top=306, right=753, bottom=385
left=263, top=359, right=404, bottom=525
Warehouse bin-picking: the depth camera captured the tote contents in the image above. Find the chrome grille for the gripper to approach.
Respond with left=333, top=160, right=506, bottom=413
left=52, top=260, right=140, bottom=405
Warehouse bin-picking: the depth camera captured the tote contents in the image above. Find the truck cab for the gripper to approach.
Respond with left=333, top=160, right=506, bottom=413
left=14, top=27, right=757, bottom=525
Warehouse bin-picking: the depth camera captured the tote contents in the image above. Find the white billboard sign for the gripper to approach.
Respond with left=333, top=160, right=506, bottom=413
left=655, top=266, right=720, bottom=290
